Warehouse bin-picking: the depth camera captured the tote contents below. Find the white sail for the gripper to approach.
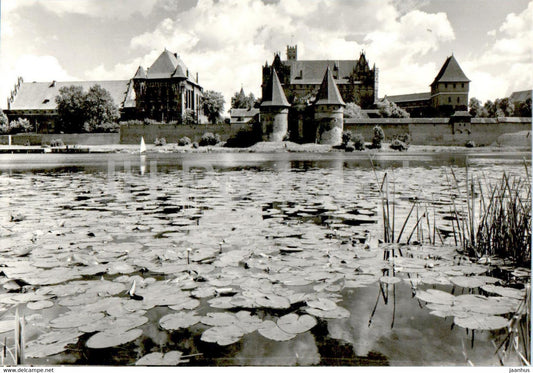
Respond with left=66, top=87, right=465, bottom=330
left=140, top=137, right=146, bottom=153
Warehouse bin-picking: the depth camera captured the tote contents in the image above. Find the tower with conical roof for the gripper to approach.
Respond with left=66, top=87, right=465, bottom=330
left=313, top=66, right=345, bottom=144
left=430, top=55, right=470, bottom=115
left=260, top=68, right=290, bottom=141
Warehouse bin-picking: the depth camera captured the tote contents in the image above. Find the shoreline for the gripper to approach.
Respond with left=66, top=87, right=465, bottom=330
left=0, top=141, right=531, bottom=155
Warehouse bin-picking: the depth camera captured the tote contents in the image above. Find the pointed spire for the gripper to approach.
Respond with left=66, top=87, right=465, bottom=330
left=133, top=66, right=147, bottom=79
left=261, top=68, right=290, bottom=108
left=314, top=66, right=345, bottom=106
left=431, top=55, right=470, bottom=85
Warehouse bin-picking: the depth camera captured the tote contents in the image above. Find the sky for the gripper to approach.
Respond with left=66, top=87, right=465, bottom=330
left=0, top=0, right=531, bottom=112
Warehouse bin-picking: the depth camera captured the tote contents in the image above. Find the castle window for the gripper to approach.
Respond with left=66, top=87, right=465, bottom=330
left=461, top=83, right=464, bottom=88
left=445, top=83, right=448, bottom=88
left=448, top=97, right=451, bottom=103
left=457, top=97, right=460, bottom=103
left=453, top=83, right=456, bottom=88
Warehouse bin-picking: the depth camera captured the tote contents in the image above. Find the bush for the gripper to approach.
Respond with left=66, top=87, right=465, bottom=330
left=183, top=109, right=197, bottom=125
left=50, top=139, right=65, bottom=147
left=465, top=140, right=476, bottom=148
left=225, top=129, right=261, bottom=148
left=143, top=118, right=159, bottom=125
left=345, top=144, right=355, bottom=152
left=178, top=136, right=191, bottom=146
left=192, top=142, right=199, bottom=149
left=8, top=118, right=33, bottom=134
left=199, top=132, right=220, bottom=146
left=352, top=133, right=365, bottom=151
left=390, top=139, right=409, bottom=151
left=154, top=137, right=166, bottom=146
left=371, top=125, right=385, bottom=149
left=88, top=122, right=119, bottom=133
left=342, top=130, right=353, bottom=146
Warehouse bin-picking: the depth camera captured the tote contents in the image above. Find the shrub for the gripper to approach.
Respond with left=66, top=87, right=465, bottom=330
left=342, top=130, right=353, bottom=146
left=154, top=137, right=166, bottom=146
left=345, top=144, right=355, bottom=152
left=225, top=129, right=261, bottom=148
left=143, top=118, right=159, bottom=125
left=192, top=142, right=199, bottom=149
left=390, top=139, right=409, bottom=151
left=8, top=118, right=33, bottom=134
left=178, top=136, right=191, bottom=146
left=371, top=125, right=385, bottom=149
left=50, top=139, right=65, bottom=147
left=465, top=140, right=476, bottom=148
left=199, top=132, right=220, bottom=146
left=183, top=109, right=197, bottom=125
left=352, top=133, right=365, bottom=151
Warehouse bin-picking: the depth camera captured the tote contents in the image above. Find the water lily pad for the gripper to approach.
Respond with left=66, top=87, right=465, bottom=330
left=258, top=320, right=296, bottom=341
left=25, top=329, right=83, bottom=358
left=305, top=306, right=350, bottom=319
left=449, top=276, right=486, bottom=288
left=159, top=311, right=201, bottom=330
left=136, top=351, right=187, bottom=366
left=277, top=313, right=316, bottom=334
left=0, top=319, right=14, bottom=333
left=306, top=298, right=337, bottom=311
left=51, top=311, right=105, bottom=329
left=454, top=315, right=509, bottom=330
left=168, top=297, right=200, bottom=311
left=27, top=300, right=55, bottom=310
left=201, top=312, right=237, bottom=327
left=201, top=324, right=245, bottom=346
left=481, top=285, right=525, bottom=299
left=208, top=297, right=237, bottom=309
left=86, top=328, right=143, bottom=349
left=255, top=293, right=290, bottom=309
left=234, top=311, right=263, bottom=333
left=415, top=289, right=455, bottom=305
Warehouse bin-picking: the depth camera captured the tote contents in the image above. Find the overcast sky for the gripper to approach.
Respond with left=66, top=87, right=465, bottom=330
left=0, top=0, right=531, bottom=111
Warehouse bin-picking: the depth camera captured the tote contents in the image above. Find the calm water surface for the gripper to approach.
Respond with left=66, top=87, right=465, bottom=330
left=0, top=151, right=529, bottom=366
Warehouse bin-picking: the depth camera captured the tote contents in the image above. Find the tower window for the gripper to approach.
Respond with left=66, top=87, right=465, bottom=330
left=453, top=83, right=456, bottom=88
left=457, top=97, right=460, bottom=103
left=461, top=83, right=464, bottom=88
left=445, top=83, right=448, bottom=88
left=448, top=97, right=451, bottom=103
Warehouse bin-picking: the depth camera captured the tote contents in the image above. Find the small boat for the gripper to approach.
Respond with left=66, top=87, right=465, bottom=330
left=140, top=136, right=147, bottom=154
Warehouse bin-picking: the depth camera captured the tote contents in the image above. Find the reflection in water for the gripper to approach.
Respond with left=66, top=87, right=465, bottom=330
left=0, top=152, right=528, bottom=366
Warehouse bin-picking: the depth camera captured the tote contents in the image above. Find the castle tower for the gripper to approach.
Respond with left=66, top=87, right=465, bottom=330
left=430, top=55, right=470, bottom=116
left=260, top=68, right=290, bottom=141
left=314, top=66, right=345, bottom=144
left=286, top=45, right=297, bottom=61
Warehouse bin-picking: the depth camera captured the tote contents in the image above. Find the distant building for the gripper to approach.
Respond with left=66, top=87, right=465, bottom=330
left=132, top=49, right=203, bottom=123
left=509, top=90, right=532, bottom=105
left=386, top=55, right=470, bottom=117
left=4, top=78, right=134, bottom=133
left=229, top=107, right=259, bottom=126
left=4, top=49, right=204, bottom=132
left=262, top=45, right=378, bottom=108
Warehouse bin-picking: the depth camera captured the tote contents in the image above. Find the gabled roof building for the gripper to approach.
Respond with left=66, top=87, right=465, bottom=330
left=386, top=54, right=470, bottom=117
left=4, top=49, right=204, bottom=131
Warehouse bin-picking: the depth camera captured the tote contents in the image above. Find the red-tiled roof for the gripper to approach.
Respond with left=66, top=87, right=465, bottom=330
left=431, top=55, right=470, bottom=85
left=261, top=69, right=290, bottom=108
left=9, top=80, right=131, bottom=110
left=385, top=92, right=431, bottom=103
left=314, top=66, right=345, bottom=106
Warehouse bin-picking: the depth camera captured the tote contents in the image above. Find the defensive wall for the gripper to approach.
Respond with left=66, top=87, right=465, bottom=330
left=1, top=117, right=530, bottom=147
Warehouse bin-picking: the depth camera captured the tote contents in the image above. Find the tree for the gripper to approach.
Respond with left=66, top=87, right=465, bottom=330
left=372, top=125, right=385, bottom=149
left=514, top=98, right=532, bottom=117
left=231, top=88, right=256, bottom=109
left=55, top=86, right=86, bottom=132
left=344, top=102, right=367, bottom=119
left=494, top=97, right=514, bottom=117
left=468, top=97, right=482, bottom=117
left=8, top=118, right=33, bottom=134
left=482, top=100, right=496, bottom=118
left=0, top=110, right=8, bottom=134
left=183, top=109, right=197, bottom=124
left=201, top=90, right=225, bottom=124
left=83, top=84, right=119, bottom=132
left=376, top=99, right=410, bottom=118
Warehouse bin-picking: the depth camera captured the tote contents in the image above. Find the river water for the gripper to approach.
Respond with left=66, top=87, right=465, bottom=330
left=0, top=151, right=529, bottom=366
